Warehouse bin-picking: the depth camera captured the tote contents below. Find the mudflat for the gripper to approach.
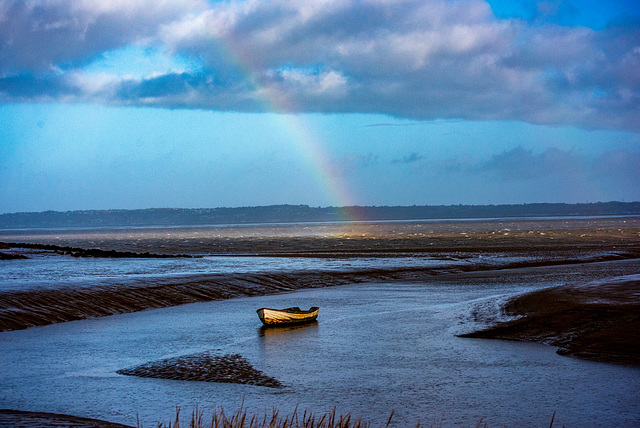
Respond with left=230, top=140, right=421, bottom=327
left=1, top=217, right=639, bottom=365
left=460, top=272, right=640, bottom=366
left=0, top=409, right=133, bottom=428
left=0, top=217, right=639, bottom=427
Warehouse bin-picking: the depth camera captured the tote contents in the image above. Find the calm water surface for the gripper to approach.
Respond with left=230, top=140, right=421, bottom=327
left=1, top=273, right=638, bottom=427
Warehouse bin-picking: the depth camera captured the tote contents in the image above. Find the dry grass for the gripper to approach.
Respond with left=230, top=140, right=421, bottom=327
left=145, top=405, right=557, bottom=428
left=146, top=405, right=402, bottom=428
left=142, top=406, right=561, bottom=428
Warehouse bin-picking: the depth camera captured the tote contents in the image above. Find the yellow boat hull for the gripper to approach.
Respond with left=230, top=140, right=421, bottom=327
left=257, top=307, right=319, bottom=326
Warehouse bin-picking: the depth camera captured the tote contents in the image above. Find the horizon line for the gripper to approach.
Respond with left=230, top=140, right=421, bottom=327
left=2, top=201, right=639, bottom=217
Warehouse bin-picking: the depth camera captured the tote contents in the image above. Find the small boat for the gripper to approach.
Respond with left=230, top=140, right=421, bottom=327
left=256, top=306, right=319, bottom=326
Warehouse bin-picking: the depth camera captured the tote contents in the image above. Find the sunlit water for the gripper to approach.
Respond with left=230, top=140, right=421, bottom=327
left=2, top=216, right=627, bottom=292
left=1, top=266, right=639, bottom=427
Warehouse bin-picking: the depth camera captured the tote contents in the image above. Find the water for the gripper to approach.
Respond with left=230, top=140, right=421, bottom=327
left=3, top=217, right=630, bottom=292
left=1, top=219, right=639, bottom=426
left=0, top=252, right=491, bottom=292
left=1, top=269, right=639, bottom=427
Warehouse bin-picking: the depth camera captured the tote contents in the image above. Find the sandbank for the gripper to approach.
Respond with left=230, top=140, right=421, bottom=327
left=460, top=274, right=640, bottom=366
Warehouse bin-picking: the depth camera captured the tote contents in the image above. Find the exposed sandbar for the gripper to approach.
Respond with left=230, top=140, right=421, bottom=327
left=2, top=217, right=638, bottom=256
left=0, top=409, right=133, bottom=428
left=460, top=276, right=640, bottom=366
left=117, top=352, right=282, bottom=387
left=2, top=249, right=639, bottom=333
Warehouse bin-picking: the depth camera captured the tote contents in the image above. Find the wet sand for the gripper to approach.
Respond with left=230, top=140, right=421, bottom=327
left=0, top=409, right=133, bottom=428
left=117, top=352, right=283, bottom=387
left=1, top=217, right=640, bottom=371
left=2, top=217, right=638, bottom=256
left=460, top=275, right=640, bottom=366
left=1, top=218, right=639, bottom=358
left=1, top=248, right=637, bottom=333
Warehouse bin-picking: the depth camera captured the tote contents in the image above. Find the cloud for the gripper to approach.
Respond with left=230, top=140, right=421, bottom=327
left=0, top=0, right=639, bottom=131
left=594, top=148, right=640, bottom=182
left=392, top=153, right=425, bottom=164
left=477, top=146, right=580, bottom=179
left=0, top=0, right=205, bottom=73
left=435, top=146, right=640, bottom=184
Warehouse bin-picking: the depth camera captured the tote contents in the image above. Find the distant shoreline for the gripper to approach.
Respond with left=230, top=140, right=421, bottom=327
left=2, top=202, right=639, bottom=229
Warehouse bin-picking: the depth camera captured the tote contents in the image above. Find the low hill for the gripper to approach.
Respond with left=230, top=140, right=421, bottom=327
left=1, top=202, right=639, bottom=229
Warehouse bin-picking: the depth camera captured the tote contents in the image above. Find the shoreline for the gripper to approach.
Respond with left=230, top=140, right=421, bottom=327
left=2, top=235, right=639, bottom=366
left=0, top=409, right=133, bottom=428
left=1, top=247, right=639, bottom=333
left=460, top=275, right=640, bottom=366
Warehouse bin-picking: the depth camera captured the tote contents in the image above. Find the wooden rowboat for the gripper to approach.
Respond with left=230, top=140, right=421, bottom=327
left=256, top=307, right=319, bottom=326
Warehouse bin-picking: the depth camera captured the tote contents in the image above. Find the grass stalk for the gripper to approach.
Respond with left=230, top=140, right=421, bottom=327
left=148, top=406, right=561, bottom=428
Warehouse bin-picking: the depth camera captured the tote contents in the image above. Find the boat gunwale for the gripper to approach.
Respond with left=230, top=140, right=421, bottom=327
left=257, top=306, right=319, bottom=315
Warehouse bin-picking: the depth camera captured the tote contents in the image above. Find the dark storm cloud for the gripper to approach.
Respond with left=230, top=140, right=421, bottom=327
left=114, top=71, right=265, bottom=111
left=116, top=72, right=215, bottom=101
left=0, top=0, right=639, bottom=132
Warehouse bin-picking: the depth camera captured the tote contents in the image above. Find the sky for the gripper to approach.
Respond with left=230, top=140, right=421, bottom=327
left=1, top=0, right=639, bottom=214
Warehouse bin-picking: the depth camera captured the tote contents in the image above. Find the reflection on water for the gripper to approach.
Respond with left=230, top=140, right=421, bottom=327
left=258, top=321, right=319, bottom=337
left=3, top=217, right=636, bottom=293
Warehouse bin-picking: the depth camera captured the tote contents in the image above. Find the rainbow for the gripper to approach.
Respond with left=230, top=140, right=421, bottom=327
left=216, top=40, right=361, bottom=222
left=270, top=113, right=362, bottom=222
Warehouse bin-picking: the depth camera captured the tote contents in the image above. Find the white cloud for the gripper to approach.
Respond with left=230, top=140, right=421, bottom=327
left=0, top=0, right=639, bottom=132
left=277, top=68, right=348, bottom=97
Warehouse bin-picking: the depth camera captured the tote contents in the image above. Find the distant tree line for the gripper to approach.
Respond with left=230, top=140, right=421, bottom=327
left=1, top=202, right=638, bottom=229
